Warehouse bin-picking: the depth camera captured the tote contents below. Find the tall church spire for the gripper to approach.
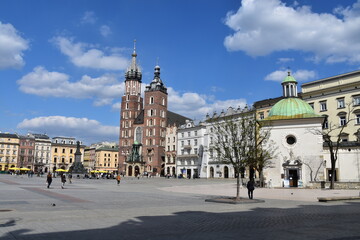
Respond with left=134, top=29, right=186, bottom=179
left=125, top=39, right=142, bottom=83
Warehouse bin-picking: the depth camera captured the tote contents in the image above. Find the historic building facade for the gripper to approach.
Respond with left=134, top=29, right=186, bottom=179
left=176, top=120, right=206, bottom=179
left=0, top=133, right=19, bottom=172
left=18, top=134, right=35, bottom=169
left=51, top=137, right=84, bottom=172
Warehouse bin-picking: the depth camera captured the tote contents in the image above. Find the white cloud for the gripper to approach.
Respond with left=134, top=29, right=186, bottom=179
left=224, top=0, right=360, bottom=64
left=17, top=66, right=124, bottom=105
left=0, top=21, right=29, bottom=69
left=17, top=116, right=119, bottom=144
left=167, top=87, right=247, bottom=120
left=265, top=69, right=316, bottom=82
left=100, top=25, right=112, bottom=37
left=111, top=87, right=247, bottom=120
left=277, top=58, right=294, bottom=64
left=81, top=11, right=97, bottom=24
left=52, top=36, right=129, bottom=70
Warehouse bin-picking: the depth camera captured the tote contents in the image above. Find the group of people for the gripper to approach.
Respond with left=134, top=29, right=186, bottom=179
left=46, top=173, right=69, bottom=189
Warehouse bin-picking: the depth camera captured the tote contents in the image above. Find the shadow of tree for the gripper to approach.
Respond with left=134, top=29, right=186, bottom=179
left=3, top=202, right=360, bottom=240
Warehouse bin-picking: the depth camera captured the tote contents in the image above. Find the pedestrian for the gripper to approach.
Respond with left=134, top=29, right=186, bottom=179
left=116, top=174, right=121, bottom=185
left=46, top=172, right=52, bottom=188
left=68, top=173, right=72, bottom=184
left=247, top=178, right=255, bottom=199
left=61, top=174, right=66, bottom=189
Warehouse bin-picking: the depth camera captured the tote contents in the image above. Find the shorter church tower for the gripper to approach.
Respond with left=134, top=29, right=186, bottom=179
left=143, top=65, right=168, bottom=176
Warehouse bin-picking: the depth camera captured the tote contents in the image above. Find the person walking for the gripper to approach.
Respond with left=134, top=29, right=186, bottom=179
left=247, top=179, right=255, bottom=199
left=68, top=173, right=72, bottom=184
left=46, top=172, right=52, bottom=188
left=116, top=174, right=121, bottom=185
left=61, top=174, right=66, bottom=189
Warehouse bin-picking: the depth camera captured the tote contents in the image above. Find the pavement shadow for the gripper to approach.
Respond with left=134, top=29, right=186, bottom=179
left=3, top=202, right=360, bottom=240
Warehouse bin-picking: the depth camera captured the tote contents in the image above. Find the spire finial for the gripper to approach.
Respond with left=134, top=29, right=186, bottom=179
left=156, top=57, right=159, bottom=66
left=287, top=66, right=291, bottom=76
left=132, top=39, right=137, bottom=57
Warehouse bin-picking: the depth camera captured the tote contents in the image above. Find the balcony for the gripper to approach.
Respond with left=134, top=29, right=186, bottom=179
left=183, top=145, right=192, bottom=149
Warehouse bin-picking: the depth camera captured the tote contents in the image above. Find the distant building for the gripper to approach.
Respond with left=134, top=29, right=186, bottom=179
left=18, top=134, right=35, bottom=169
left=51, top=137, right=84, bottom=172
left=95, top=145, right=119, bottom=172
left=0, top=133, right=19, bottom=171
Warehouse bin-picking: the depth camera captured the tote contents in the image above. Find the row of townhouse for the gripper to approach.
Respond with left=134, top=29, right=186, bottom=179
left=0, top=133, right=85, bottom=173
left=165, top=107, right=254, bottom=180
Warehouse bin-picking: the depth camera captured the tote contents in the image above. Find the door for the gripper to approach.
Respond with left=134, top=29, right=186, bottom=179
left=289, top=169, right=298, bottom=187
left=224, top=166, right=229, bottom=178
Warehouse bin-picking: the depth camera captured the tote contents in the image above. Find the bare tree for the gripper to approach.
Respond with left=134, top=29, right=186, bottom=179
left=209, top=110, right=267, bottom=200
left=249, top=122, right=276, bottom=187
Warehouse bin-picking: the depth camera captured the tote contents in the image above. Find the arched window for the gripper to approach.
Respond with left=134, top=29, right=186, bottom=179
left=150, top=96, right=154, bottom=104
left=135, top=127, right=142, bottom=143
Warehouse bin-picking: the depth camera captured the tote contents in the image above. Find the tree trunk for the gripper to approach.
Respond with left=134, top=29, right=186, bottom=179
left=330, top=161, right=336, bottom=189
left=236, top=173, right=240, bottom=201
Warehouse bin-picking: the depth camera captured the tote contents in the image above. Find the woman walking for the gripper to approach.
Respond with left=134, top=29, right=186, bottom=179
left=46, top=172, right=52, bottom=188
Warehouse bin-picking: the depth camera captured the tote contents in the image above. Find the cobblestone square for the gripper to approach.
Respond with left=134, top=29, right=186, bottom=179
left=1, top=174, right=359, bottom=240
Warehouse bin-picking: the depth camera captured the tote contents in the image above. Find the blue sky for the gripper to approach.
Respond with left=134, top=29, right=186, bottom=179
left=1, top=0, right=360, bottom=144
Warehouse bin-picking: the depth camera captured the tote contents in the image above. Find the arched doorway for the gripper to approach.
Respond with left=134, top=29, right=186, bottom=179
left=128, top=166, right=133, bottom=176
left=134, top=166, right=140, bottom=177
left=167, top=167, right=170, bottom=175
left=172, top=167, right=175, bottom=176
left=224, top=166, right=229, bottom=178
left=210, top=167, right=214, bottom=178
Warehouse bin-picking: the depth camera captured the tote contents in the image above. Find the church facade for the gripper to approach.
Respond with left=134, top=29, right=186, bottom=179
left=118, top=45, right=189, bottom=177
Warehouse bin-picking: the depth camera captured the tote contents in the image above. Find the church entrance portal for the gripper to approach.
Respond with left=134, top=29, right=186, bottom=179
left=210, top=167, right=214, bottom=178
left=135, top=166, right=140, bottom=177
left=128, top=166, right=133, bottom=176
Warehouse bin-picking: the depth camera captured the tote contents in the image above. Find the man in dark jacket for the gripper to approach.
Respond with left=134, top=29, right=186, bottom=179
left=247, top=179, right=255, bottom=199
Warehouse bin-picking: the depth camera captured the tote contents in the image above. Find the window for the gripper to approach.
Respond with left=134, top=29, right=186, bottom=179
left=320, top=101, right=327, bottom=111
left=70, top=149, right=73, bottom=154
left=210, top=137, right=213, bottom=144
left=54, top=148, right=58, bottom=153
left=194, top=148, right=198, bottom=154
left=188, top=132, right=191, bottom=137
left=259, top=112, right=264, bottom=120
left=194, top=131, right=198, bottom=136
left=150, top=96, right=154, bottom=104
left=337, top=98, right=345, bottom=109
left=194, top=139, right=198, bottom=146
left=356, top=114, right=360, bottom=124
left=181, top=133, right=184, bottom=138
left=353, top=95, right=360, bottom=106
left=308, top=103, right=314, bottom=109
left=339, top=115, right=346, bottom=126
left=187, top=140, right=191, bottom=145
left=181, top=141, right=184, bottom=147
left=322, top=116, right=329, bottom=129
left=286, top=135, right=296, bottom=145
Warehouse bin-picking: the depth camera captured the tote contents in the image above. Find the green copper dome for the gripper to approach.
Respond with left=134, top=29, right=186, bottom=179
left=266, top=98, right=320, bottom=120
left=282, top=74, right=297, bottom=83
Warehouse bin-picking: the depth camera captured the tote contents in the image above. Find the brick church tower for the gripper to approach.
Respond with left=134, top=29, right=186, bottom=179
left=118, top=43, right=169, bottom=177
left=142, top=65, right=168, bottom=176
